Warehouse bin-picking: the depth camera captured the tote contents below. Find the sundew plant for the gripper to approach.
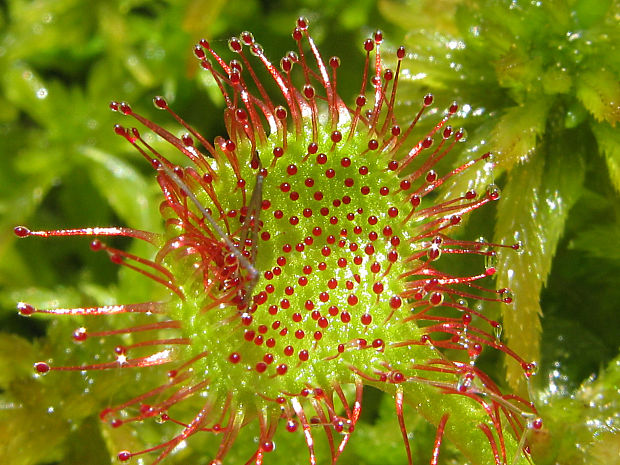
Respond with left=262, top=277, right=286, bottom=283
left=1, top=1, right=619, bottom=465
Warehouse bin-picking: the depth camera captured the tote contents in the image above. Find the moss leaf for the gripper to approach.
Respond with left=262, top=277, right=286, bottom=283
left=533, top=350, right=620, bottom=465
left=576, top=69, right=620, bottom=126
left=592, top=121, right=620, bottom=193
left=489, top=97, right=551, bottom=171
left=494, top=138, right=585, bottom=391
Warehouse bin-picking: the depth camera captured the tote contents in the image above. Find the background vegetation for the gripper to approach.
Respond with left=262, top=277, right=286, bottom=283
left=1, top=0, right=618, bottom=464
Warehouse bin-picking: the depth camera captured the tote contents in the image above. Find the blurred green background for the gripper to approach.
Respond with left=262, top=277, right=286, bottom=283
left=1, top=0, right=618, bottom=464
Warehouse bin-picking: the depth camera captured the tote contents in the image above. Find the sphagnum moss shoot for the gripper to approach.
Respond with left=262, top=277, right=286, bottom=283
left=15, top=18, right=542, bottom=465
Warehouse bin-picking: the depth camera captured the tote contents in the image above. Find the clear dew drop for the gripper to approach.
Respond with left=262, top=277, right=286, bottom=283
left=515, top=240, right=525, bottom=255
left=476, top=236, right=490, bottom=253
left=483, top=153, right=495, bottom=175
left=429, top=291, right=444, bottom=306
left=427, top=245, right=442, bottom=261
left=486, top=183, right=501, bottom=200
left=240, top=31, right=254, bottom=44
left=34, top=361, right=50, bottom=375
left=527, top=417, right=543, bottom=430
left=526, top=361, right=539, bottom=376
left=468, top=343, right=482, bottom=363
left=494, top=323, right=503, bottom=340
left=485, top=251, right=498, bottom=271
left=456, top=374, right=471, bottom=392
left=250, top=43, right=264, bottom=57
